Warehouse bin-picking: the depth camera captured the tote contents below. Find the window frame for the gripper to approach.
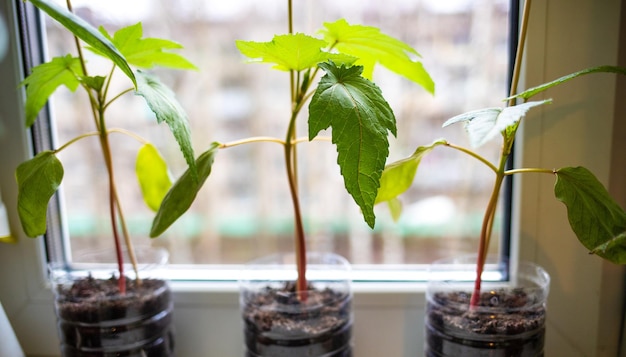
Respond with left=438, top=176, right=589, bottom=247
left=1, top=0, right=625, bottom=356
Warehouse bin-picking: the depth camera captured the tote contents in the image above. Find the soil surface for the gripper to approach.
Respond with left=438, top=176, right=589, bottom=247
left=242, top=281, right=352, bottom=356
left=55, top=275, right=174, bottom=357
left=425, top=288, right=546, bottom=357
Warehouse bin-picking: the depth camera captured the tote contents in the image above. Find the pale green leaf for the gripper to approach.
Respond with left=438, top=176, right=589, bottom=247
left=20, top=55, right=82, bottom=127
left=555, top=166, right=626, bottom=264
left=150, top=144, right=219, bottom=237
left=15, top=151, right=64, bottom=237
left=376, top=139, right=447, bottom=205
left=136, top=143, right=172, bottom=212
left=387, top=198, right=403, bottom=222
left=28, top=0, right=136, bottom=86
left=91, top=23, right=197, bottom=70
left=443, top=100, right=551, bottom=148
left=320, top=19, right=434, bottom=94
left=309, top=62, right=396, bottom=228
left=509, top=65, right=626, bottom=101
left=236, top=33, right=337, bottom=71
left=135, top=71, right=196, bottom=177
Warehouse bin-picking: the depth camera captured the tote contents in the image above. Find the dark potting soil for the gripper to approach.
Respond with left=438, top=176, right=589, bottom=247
left=242, top=281, right=352, bottom=357
left=55, top=276, right=174, bottom=357
left=425, top=289, right=546, bottom=357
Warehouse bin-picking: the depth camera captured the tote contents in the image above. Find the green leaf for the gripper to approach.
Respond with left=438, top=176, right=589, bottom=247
left=555, top=166, right=626, bottom=264
left=236, top=33, right=354, bottom=71
left=136, top=143, right=172, bottom=212
left=15, top=151, right=64, bottom=237
left=135, top=71, right=196, bottom=177
left=309, top=62, right=396, bottom=228
left=443, top=100, right=552, bottom=148
left=80, top=75, right=106, bottom=91
left=386, top=198, right=403, bottom=222
left=509, top=65, right=626, bottom=101
left=90, top=23, right=197, bottom=70
left=150, top=144, right=219, bottom=237
left=20, top=55, right=82, bottom=127
left=375, top=139, right=447, bottom=206
left=28, top=0, right=136, bottom=87
left=320, top=19, right=434, bottom=94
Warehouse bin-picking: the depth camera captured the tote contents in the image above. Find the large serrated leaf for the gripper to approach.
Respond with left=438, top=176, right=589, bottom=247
left=150, top=144, right=219, bottom=237
left=136, top=143, right=172, bottom=212
left=28, top=0, right=136, bottom=86
left=555, top=166, right=626, bottom=264
left=375, top=139, right=447, bottom=206
left=309, top=62, right=395, bottom=228
left=320, top=19, right=434, bottom=94
left=90, top=23, right=197, bottom=70
left=135, top=71, right=196, bottom=177
left=20, top=55, right=82, bottom=127
left=15, top=151, right=64, bottom=237
left=443, top=100, right=551, bottom=148
left=236, top=33, right=334, bottom=71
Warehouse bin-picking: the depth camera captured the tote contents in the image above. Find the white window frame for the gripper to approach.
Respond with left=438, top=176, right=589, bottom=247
left=1, top=0, right=625, bottom=356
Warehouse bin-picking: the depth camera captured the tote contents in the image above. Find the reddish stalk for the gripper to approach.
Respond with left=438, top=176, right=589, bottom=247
left=469, top=0, right=532, bottom=308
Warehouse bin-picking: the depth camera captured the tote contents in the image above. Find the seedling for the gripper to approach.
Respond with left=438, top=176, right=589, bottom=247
left=16, top=0, right=197, bottom=293
left=150, top=1, right=434, bottom=295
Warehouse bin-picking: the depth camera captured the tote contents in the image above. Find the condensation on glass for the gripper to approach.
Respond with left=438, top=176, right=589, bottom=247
left=44, top=0, right=511, bottom=270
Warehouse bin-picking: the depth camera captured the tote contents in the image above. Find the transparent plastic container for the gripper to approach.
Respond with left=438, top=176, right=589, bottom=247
left=240, top=252, right=353, bottom=357
left=425, top=255, right=550, bottom=357
left=49, top=247, right=174, bottom=357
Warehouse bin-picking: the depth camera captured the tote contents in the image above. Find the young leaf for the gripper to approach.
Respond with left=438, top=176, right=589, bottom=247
left=236, top=33, right=354, bottom=71
left=15, top=151, right=64, bottom=237
left=320, top=19, right=434, bottom=94
left=150, top=144, right=219, bottom=237
left=443, top=100, right=552, bottom=148
left=508, top=65, right=626, bottom=101
left=375, top=139, right=447, bottom=206
left=136, top=143, right=172, bottom=212
left=28, top=0, right=136, bottom=87
left=135, top=71, right=196, bottom=177
left=89, top=23, right=197, bottom=70
left=555, top=166, right=626, bottom=264
left=309, top=62, right=396, bottom=228
left=20, top=55, right=82, bottom=127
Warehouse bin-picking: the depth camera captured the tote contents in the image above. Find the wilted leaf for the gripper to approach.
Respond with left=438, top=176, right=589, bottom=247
left=309, top=62, right=395, bottom=228
left=90, top=23, right=197, bottom=70
left=28, top=0, right=136, bottom=86
left=555, top=166, right=626, bottom=264
left=15, top=151, right=64, bottom=237
left=443, top=100, right=551, bottom=148
left=320, top=19, right=434, bottom=94
left=135, top=71, right=196, bottom=177
left=376, top=139, right=447, bottom=206
left=21, top=55, right=82, bottom=127
left=136, top=143, right=172, bottom=212
left=150, top=144, right=219, bottom=237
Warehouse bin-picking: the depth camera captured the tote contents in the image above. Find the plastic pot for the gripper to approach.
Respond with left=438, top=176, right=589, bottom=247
left=425, top=255, right=550, bottom=357
left=49, top=247, right=174, bottom=357
left=240, top=252, right=353, bottom=357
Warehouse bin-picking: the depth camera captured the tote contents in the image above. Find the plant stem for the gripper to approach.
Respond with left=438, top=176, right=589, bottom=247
left=469, top=0, right=533, bottom=308
left=65, top=0, right=127, bottom=293
left=284, top=0, right=308, bottom=299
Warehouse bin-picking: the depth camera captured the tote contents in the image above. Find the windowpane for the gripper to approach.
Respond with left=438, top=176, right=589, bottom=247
left=43, top=0, right=512, bottom=272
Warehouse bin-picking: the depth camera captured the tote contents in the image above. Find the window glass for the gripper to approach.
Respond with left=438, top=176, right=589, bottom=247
left=43, top=0, right=511, bottom=272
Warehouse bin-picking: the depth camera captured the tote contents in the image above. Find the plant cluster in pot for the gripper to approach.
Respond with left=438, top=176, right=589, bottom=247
left=148, top=1, right=434, bottom=355
left=374, top=1, right=626, bottom=356
left=15, top=0, right=197, bottom=356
